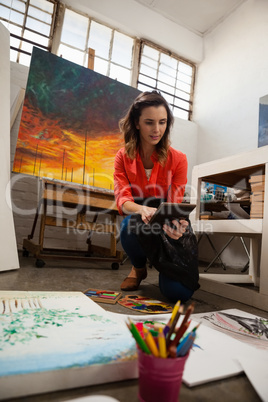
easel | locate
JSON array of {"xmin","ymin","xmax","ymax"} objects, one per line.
[
  {"xmin": 23, "ymin": 178, "xmax": 123, "ymax": 269},
  {"xmin": 22, "ymin": 49, "xmax": 124, "ymax": 269}
]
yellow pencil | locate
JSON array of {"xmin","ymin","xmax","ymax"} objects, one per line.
[
  {"xmin": 158, "ymin": 327, "xmax": 167, "ymax": 358},
  {"xmin": 143, "ymin": 327, "xmax": 159, "ymax": 357},
  {"xmin": 170, "ymin": 300, "xmax": 181, "ymax": 323}
]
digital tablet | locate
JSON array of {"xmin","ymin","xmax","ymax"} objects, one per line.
[{"xmin": 148, "ymin": 202, "xmax": 196, "ymax": 226}]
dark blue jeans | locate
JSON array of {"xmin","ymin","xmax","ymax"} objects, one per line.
[{"xmin": 120, "ymin": 215, "xmax": 194, "ymax": 303}]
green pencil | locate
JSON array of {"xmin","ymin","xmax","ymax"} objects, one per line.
[{"xmin": 127, "ymin": 318, "xmax": 151, "ymax": 354}]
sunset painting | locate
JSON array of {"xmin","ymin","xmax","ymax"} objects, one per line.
[{"xmin": 13, "ymin": 47, "xmax": 140, "ymax": 190}]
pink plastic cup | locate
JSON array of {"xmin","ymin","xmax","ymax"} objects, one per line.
[{"xmin": 137, "ymin": 348, "xmax": 189, "ymax": 402}]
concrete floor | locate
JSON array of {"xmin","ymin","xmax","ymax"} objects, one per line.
[{"xmin": 1, "ymin": 252, "xmax": 268, "ymax": 402}]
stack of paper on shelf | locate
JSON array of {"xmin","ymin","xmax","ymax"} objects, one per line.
[{"xmin": 249, "ymin": 174, "xmax": 265, "ymax": 218}]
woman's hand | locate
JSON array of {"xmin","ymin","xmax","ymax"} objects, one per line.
[
  {"xmin": 163, "ymin": 219, "xmax": 188, "ymax": 240},
  {"xmin": 140, "ymin": 205, "xmax": 157, "ymax": 224}
]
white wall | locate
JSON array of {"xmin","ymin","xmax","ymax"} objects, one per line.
[
  {"xmin": 194, "ymin": 0, "xmax": 268, "ymax": 164},
  {"xmin": 193, "ymin": 0, "xmax": 268, "ymax": 267}
]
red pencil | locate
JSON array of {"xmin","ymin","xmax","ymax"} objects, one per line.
[{"xmin": 168, "ymin": 320, "xmax": 191, "ymax": 350}]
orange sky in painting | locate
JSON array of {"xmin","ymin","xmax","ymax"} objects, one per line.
[{"xmin": 13, "ymin": 102, "xmax": 124, "ymax": 190}]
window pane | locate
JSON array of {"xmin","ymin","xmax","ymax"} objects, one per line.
[
  {"xmin": 140, "ymin": 54, "xmax": 158, "ymax": 69},
  {"xmin": 24, "ymin": 29, "xmax": 49, "ymax": 46},
  {"xmin": 10, "ymin": 48, "xmax": 18, "ymax": 62},
  {"xmin": 4, "ymin": 8, "xmax": 25, "ymax": 24},
  {"xmin": 159, "ymin": 61, "xmax": 176, "ymax": 77},
  {"xmin": 164, "ymin": 93, "xmax": 174, "ymax": 104},
  {"xmin": 138, "ymin": 82, "xmax": 154, "ymax": 92},
  {"xmin": 173, "ymin": 108, "xmax": 189, "ymax": 120},
  {"xmin": 110, "ymin": 63, "xmax": 131, "ymax": 85},
  {"xmin": 160, "ymin": 52, "xmax": 177, "ymax": 69},
  {"xmin": 88, "ymin": 21, "xmax": 111, "ymax": 59},
  {"xmin": 28, "ymin": 6, "xmax": 52, "ymax": 25},
  {"xmin": 6, "ymin": 22, "xmax": 22, "ymax": 36},
  {"xmin": 2, "ymin": 0, "xmax": 13, "ymax": 7},
  {"xmin": 19, "ymin": 51, "xmax": 31, "ymax": 66},
  {"xmin": 61, "ymin": 9, "xmax": 88, "ymax": 50},
  {"xmin": 157, "ymin": 81, "xmax": 175, "ymax": 96},
  {"xmin": 10, "ymin": 33, "xmax": 21, "ymax": 48},
  {"xmin": 26, "ymin": 17, "xmax": 50, "ymax": 36},
  {"xmin": 138, "ymin": 74, "xmax": 156, "ymax": 88},
  {"xmin": 158, "ymin": 71, "xmax": 176, "ymax": 87},
  {"xmin": 94, "ymin": 57, "xmax": 109, "ymax": 76},
  {"xmin": 58, "ymin": 44, "xmax": 84, "ymax": 65},
  {"xmin": 30, "ymin": 0, "xmax": 54, "ymax": 13},
  {"xmin": 142, "ymin": 44, "xmax": 159, "ymax": 61},
  {"xmin": 174, "ymin": 98, "xmax": 190, "ymax": 111},
  {"xmin": 179, "ymin": 62, "xmax": 193, "ymax": 76},
  {"xmin": 1, "ymin": 0, "xmax": 25, "ymax": 14},
  {"xmin": 175, "ymin": 89, "xmax": 190, "ymax": 101},
  {"xmin": 111, "ymin": 31, "xmax": 133, "ymax": 68},
  {"xmin": 177, "ymin": 71, "xmax": 192, "ymax": 85},
  {"xmin": 20, "ymin": 40, "xmax": 34, "ymax": 54},
  {"xmin": 140, "ymin": 63, "xmax": 157, "ymax": 79},
  {"xmin": 176, "ymin": 80, "xmax": 191, "ymax": 93}
]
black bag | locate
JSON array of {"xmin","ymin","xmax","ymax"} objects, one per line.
[{"xmin": 130, "ymin": 215, "xmax": 200, "ymax": 291}]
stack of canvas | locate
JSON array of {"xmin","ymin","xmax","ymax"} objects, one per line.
[{"xmin": 249, "ymin": 174, "xmax": 265, "ymax": 218}]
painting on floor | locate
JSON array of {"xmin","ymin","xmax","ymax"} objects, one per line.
[
  {"xmin": 12, "ymin": 47, "xmax": 140, "ymax": 190},
  {"xmin": 258, "ymin": 94, "xmax": 268, "ymax": 148},
  {"xmin": 0, "ymin": 291, "xmax": 137, "ymax": 400}
]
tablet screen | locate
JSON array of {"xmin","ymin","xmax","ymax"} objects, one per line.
[{"xmin": 148, "ymin": 202, "xmax": 196, "ymax": 226}]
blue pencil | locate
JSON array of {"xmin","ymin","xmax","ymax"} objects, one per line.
[{"xmin": 177, "ymin": 333, "xmax": 196, "ymax": 357}]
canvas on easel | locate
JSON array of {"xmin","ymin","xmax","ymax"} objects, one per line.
[{"xmin": 12, "ymin": 47, "xmax": 140, "ymax": 190}]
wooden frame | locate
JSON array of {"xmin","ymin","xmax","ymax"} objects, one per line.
[{"xmin": 23, "ymin": 178, "xmax": 123, "ymax": 269}]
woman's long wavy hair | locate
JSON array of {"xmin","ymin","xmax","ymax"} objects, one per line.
[{"xmin": 119, "ymin": 90, "xmax": 174, "ymax": 165}]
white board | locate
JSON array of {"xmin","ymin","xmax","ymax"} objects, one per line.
[{"xmin": 0, "ymin": 22, "xmax": 20, "ymax": 272}]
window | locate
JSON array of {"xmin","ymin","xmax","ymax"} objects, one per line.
[
  {"xmin": 1, "ymin": 1, "xmax": 196, "ymax": 120},
  {"xmin": 58, "ymin": 8, "xmax": 135, "ymax": 86},
  {"xmin": 137, "ymin": 42, "xmax": 195, "ymax": 120},
  {"xmin": 0, "ymin": 0, "xmax": 57, "ymax": 66}
]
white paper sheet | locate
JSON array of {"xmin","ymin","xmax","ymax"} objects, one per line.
[{"xmin": 238, "ymin": 351, "xmax": 268, "ymax": 402}]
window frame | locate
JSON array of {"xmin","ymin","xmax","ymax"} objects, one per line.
[
  {"xmin": 136, "ymin": 40, "xmax": 195, "ymax": 121},
  {"xmin": 1, "ymin": 1, "xmax": 196, "ymax": 121},
  {"xmin": 0, "ymin": 0, "xmax": 58, "ymax": 63}
]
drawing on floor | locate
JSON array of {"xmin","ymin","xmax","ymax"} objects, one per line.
[
  {"xmin": 12, "ymin": 47, "xmax": 140, "ymax": 190},
  {"xmin": 118, "ymin": 295, "xmax": 173, "ymax": 313},
  {"xmin": 0, "ymin": 291, "xmax": 137, "ymax": 400},
  {"xmin": 195, "ymin": 310, "xmax": 268, "ymax": 343},
  {"xmin": 258, "ymin": 94, "xmax": 268, "ymax": 147}
]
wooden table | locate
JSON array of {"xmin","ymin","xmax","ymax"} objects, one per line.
[{"xmin": 23, "ymin": 178, "xmax": 123, "ymax": 269}]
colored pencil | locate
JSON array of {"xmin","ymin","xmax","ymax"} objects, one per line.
[
  {"xmin": 158, "ymin": 327, "xmax": 167, "ymax": 358},
  {"xmin": 177, "ymin": 333, "xmax": 196, "ymax": 357},
  {"xmin": 127, "ymin": 318, "xmax": 151, "ymax": 354},
  {"xmin": 173, "ymin": 303, "xmax": 195, "ymax": 345},
  {"xmin": 169, "ymin": 320, "xmax": 191, "ymax": 351},
  {"xmin": 166, "ymin": 306, "xmax": 184, "ymax": 347},
  {"xmin": 143, "ymin": 327, "xmax": 159, "ymax": 357},
  {"xmin": 170, "ymin": 300, "xmax": 181, "ymax": 323}
]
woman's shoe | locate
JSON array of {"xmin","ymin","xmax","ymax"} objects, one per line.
[{"xmin": 120, "ymin": 267, "xmax": 147, "ymax": 291}]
